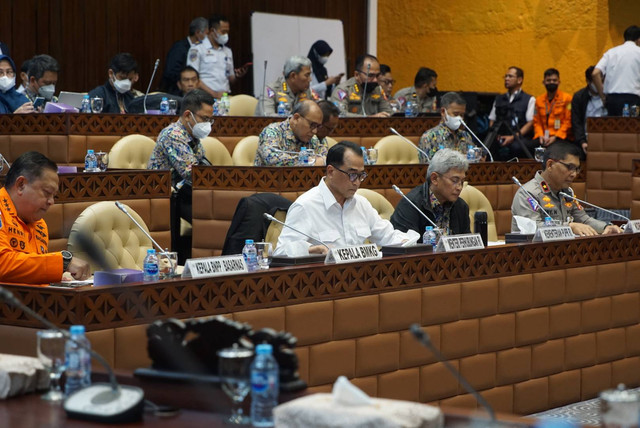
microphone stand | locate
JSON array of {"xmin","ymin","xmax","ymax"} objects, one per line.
[
  {"xmin": 260, "ymin": 60, "xmax": 268, "ymax": 116},
  {"xmin": 360, "ymin": 63, "xmax": 370, "ymax": 116},
  {"xmin": 511, "ymin": 176, "xmax": 553, "ymax": 220},
  {"xmin": 115, "ymin": 201, "xmax": 169, "ymax": 256},
  {"xmin": 389, "ymin": 127, "xmax": 431, "ymax": 163},
  {"xmin": 143, "ymin": 59, "xmax": 160, "ymax": 114},
  {"xmin": 558, "ymin": 191, "xmax": 631, "ymax": 222},
  {"xmin": 263, "ymin": 213, "xmax": 330, "ymax": 252},
  {"xmin": 391, "ymin": 185, "xmax": 439, "ymax": 230},
  {"xmin": 460, "ymin": 119, "xmax": 494, "ymax": 162}
]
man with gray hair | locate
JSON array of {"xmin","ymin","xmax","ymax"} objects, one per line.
[
  {"xmin": 391, "ymin": 148, "xmax": 471, "ymax": 240},
  {"xmin": 255, "ymin": 55, "xmax": 318, "ymax": 116},
  {"xmin": 418, "ymin": 92, "xmax": 473, "ymax": 163},
  {"xmin": 24, "ymin": 54, "xmax": 60, "ymax": 106},
  {"xmin": 161, "ymin": 17, "xmax": 209, "ymax": 95}
]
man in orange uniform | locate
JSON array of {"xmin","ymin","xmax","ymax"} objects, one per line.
[
  {"xmin": 533, "ymin": 68, "xmax": 573, "ymax": 147},
  {"xmin": 0, "ymin": 151, "xmax": 90, "ymax": 284}
]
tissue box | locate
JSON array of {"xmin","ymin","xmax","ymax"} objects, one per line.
[
  {"xmin": 274, "ymin": 393, "xmax": 444, "ymax": 428},
  {"xmin": 0, "ymin": 354, "xmax": 49, "ymax": 399},
  {"xmin": 94, "ymin": 269, "xmax": 144, "ymax": 286}
]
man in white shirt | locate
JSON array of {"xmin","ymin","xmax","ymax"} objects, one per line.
[
  {"xmin": 274, "ymin": 141, "xmax": 418, "ymax": 256},
  {"xmin": 592, "ymin": 25, "xmax": 640, "ymax": 116}
]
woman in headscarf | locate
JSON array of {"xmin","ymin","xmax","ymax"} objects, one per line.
[
  {"xmin": 0, "ymin": 55, "xmax": 33, "ymax": 114},
  {"xmin": 307, "ymin": 40, "xmax": 344, "ymax": 99}
]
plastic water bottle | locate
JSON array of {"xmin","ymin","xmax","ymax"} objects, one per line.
[
  {"xmin": 65, "ymin": 325, "xmax": 92, "ymax": 396},
  {"xmin": 160, "ymin": 97, "xmax": 170, "ymax": 115},
  {"xmin": 298, "ymin": 147, "xmax": 309, "ymax": 166},
  {"xmin": 221, "ymin": 92, "xmax": 230, "ymax": 116},
  {"xmin": 405, "ymin": 101, "xmax": 415, "ymax": 118},
  {"xmin": 544, "ymin": 216, "xmax": 555, "ymax": 227},
  {"xmin": 423, "ymin": 226, "xmax": 437, "ymax": 249},
  {"xmin": 361, "ymin": 146, "xmax": 369, "ymax": 165},
  {"xmin": 622, "ymin": 104, "xmax": 630, "ymax": 117},
  {"xmin": 80, "ymin": 95, "xmax": 91, "ymax": 113},
  {"xmin": 143, "ymin": 248, "xmax": 159, "ymax": 281},
  {"xmin": 213, "ymin": 99, "xmax": 220, "ymax": 116},
  {"xmin": 242, "ymin": 239, "xmax": 259, "ymax": 272},
  {"xmin": 84, "ymin": 149, "xmax": 98, "ymax": 172},
  {"xmin": 250, "ymin": 344, "xmax": 279, "ymax": 427},
  {"xmin": 277, "ymin": 101, "xmax": 286, "ymax": 117}
]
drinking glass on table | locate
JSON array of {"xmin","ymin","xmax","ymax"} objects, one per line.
[
  {"xmin": 255, "ymin": 242, "xmax": 273, "ymax": 270},
  {"xmin": 96, "ymin": 151, "xmax": 108, "ymax": 171},
  {"xmin": 168, "ymin": 99, "xmax": 178, "ymax": 115},
  {"xmin": 534, "ymin": 146, "xmax": 545, "ymax": 163},
  {"xmin": 91, "ymin": 97, "xmax": 103, "ymax": 114},
  {"xmin": 218, "ymin": 346, "xmax": 254, "ymax": 425},
  {"xmin": 37, "ymin": 330, "xmax": 66, "ymax": 402},
  {"xmin": 366, "ymin": 148, "xmax": 378, "ymax": 165}
]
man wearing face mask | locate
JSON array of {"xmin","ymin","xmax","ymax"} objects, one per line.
[
  {"xmin": 394, "ymin": 67, "xmax": 439, "ymax": 114},
  {"xmin": 330, "ymin": 54, "xmax": 392, "ymax": 118},
  {"xmin": 0, "ymin": 55, "xmax": 33, "ymax": 114},
  {"xmin": 24, "ymin": 54, "xmax": 60, "ymax": 109},
  {"xmin": 148, "ymin": 89, "xmax": 214, "ymax": 224},
  {"xmin": 187, "ymin": 14, "xmax": 248, "ymax": 99},
  {"xmin": 418, "ymin": 92, "xmax": 473, "ymax": 163},
  {"xmin": 88, "ymin": 53, "xmax": 140, "ymax": 114},
  {"xmin": 533, "ymin": 68, "xmax": 573, "ymax": 147},
  {"xmin": 571, "ymin": 66, "xmax": 607, "ymax": 157}
]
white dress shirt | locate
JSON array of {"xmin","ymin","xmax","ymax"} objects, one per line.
[
  {"xmin": 274, "ymin": 178, "xmax": 416, "ymax": 256},
  {"xmin": 187, "ymin": 38, "xmax": 234, "ymax": 93},
  {"xmin": 595, "ymin": 41, "xmax": 640, "ymax": 96}
]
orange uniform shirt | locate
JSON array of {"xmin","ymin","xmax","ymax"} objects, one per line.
[
  {"xmin": 533, "ymin": 90, "xmax": 573, "ymax": 140},
  {"xmin": 0, "ymin": 187, "xmax": 62, "ymax": 285}
]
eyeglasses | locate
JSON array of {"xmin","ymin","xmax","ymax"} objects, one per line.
[
  {"xmin": 193, "ymin": 112, "xmax": 215, "ymax": 124},
  {"xmin": 356, "ymin": 70, "xmax": 380, "ymax": 79},
  {"xmin": 332, "ymin": 165, "xmax": 368, "ymax": 183},
  {"xmin": 504, "ymin": 74, "xmax": 517, "ymax": 79},
  {"xmin": 318, "ymin": 123, "xmax": 338, "ymax": 133},
  {"xmin": 438, "ymin": 174, "xmax": 465, "ymax": 188},
  {"xmin": 378, "ymin": 79, "xmax": 395, "ymax": 86},
  {"xmin": 554, "ymin": 160, "xmax": 581, "ymax": 174},
  {"xmin": 0, "ymin": 69, "xmax": 15, "ymax": 78},
  {"xmin": 300, "ymin": 115, "xmax": 321, "ymax": 131}
]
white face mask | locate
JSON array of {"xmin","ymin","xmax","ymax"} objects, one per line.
[
  {"xmin": 444, "ymin": 110, "xmax": 462, "ymax": 131},
  {"xmin": 112, "ymin": 77, "xmax": 132, "ymax": 94},
  {"xmin": 318, "ymin": 56, "xmax": 329, "ymax": 65},
  {"xmin": 0, "ymin": 75, "xmax": 15, "ymax": 92},
  {"xmin": 38, "ymin": 84, "xmax": 56, "ymax": 100},
  {"xmin": 214, "ymin": 31, "xmax": 229, "ymax": 45},
  {"xmin": 189, "ymin": 112, "xmax": 212, "ymax": 139}
]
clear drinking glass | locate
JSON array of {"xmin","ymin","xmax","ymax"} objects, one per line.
[
  {"xmin": 367, "ymin": 148, "xmax": 378, "ymax": 165},
  {"xmin": 218, "ymin": 346, "xmax": 254, "ymax": 425},
  {"xmin": 159, "ymin": 251, "xmax": 178, "ymax": 278},
  {"xmin": 534, "ymin": 146, "xmax": 545, "ymax": 163},
  {"xmin": 95, "ymin": 152, "xmax": 108, "ymax": 171},
  {"xmin": 91, "ymin": 97, "xmax": 103, "ymax": 114},
  {"xmin": 255, "ymin": 242, "xmax": 273, "ymax": 270},
  {"xmin": 37, "ymin": 330, "xmax": 66, "ymax": 402},
  {"xmin": 168, "ymin": 99, "xmax": 178, "ymax": 115}
]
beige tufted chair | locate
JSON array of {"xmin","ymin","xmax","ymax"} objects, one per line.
[
  {"xmin": 325, "ymin": 136, "xmax": 339, "ymax": 148},
  {"xmin": 108, "ymin": 134, "xmax": 157, "ymax": 169},
  {"xmin": 459, "ymin": 182, "xmax": 498, "ymax": 241},
  {"xmin": 231, "ymin": 136, "xmax": 259, "ymax": 166},
  {"xmin": 200, "ymin": 137, "xmax": 233, "ymax": 165},
  {"xmin": 356, "ymin": 189, "xmax": 395, "ymax": 220},
  {"xmin": 67, "ymin": 202, "xmax": 153, "ymax": 271},
  {"xmin": 229, "ymin": 94, "xmax": 259, "ymax": 116},
  {"xmin": 373, "ymin": 135, "xmax": 420, "ymax": 164}
]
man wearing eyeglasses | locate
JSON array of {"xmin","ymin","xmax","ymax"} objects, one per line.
[
  {"xmin": 391, "ymin": 149, "xmax": 471, "ymax": 240},
  {"xmin": 254, "ymin": 100, "xmax": 327, "ymax": 166},
  {"xmin": 274, "ymin": 141, "xmax": 418, "ymax": 256},
  {"xmin": 511, "ymin": 142, "xmax": 622, "ymax": 235},
  {"xmin": 329, "ymin": 54, "xmax": 392, "ymax": 117},
  {"xmin": 394, "ymin": 67, "xmax": 439, "ymax": 114}
]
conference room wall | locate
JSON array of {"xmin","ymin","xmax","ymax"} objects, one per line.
[
  {"xmin": 378, "ymin": 0, "xmax": 640, "ymax": 95},
  {"xmin": 1, "ymin": 0, "xmax": 367, "ymax": 96}
]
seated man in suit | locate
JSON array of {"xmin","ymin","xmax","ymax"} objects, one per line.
[
  {"xmin": 88, "ymin": 53, "xmax": 141, "ymax": 114},
  {"xmin": 391, "ymin": 149, "xmax": 471, "ymax": 241},
  {"xmin": 274, "ymin": 141, "xmax": 418, "ymax": 256},
  {"xmin": 0, "ymin": 151, "xmax": 90, "ymax": 284},
  {"xmin": 24, "ymin": 54, "xmax": 60, "ymax": 106},
  {"xmin": 511, "ymin": 142, "xmax": 622, "ymax": 235}
]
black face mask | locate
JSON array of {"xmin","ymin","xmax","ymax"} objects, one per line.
[
  {"xmin": 545, "ymin": 83, "xmax": 558, "ymax": 93},
  {"xmin": 362, "ymin": 81, "xmax": 378, "ymax": 93},
  {"xmin": 427, "ymin": 86, "xmax": 438, "ymax": 97}
]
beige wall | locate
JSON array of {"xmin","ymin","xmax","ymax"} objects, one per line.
[{"xmin": 378, "ymin": 0, "xmax": 640, "ymax": 96}]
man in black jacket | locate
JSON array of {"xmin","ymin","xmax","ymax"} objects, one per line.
[
  {"xmin": 391, "ymin": 148, "xmax": 471, "ymax": 241},
  {"xmin": 571, "ymin": 66, "xmax": 607, "ymax": 158},
  {"xmin": 88, "ymin": 53, "xmax": 140, "ymax": 114}
]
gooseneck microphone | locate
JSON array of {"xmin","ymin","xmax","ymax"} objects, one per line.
[
  {"xmin": 263, "ymin": 213, "xmax": 330, "ymax": 252},
  {"xmin": 0, "ymin": 286, "xmax": 144, "ymax": 423},
  {"xmin": 390, "ymin": 127, "xmax": 431, "ymax": 163},
  {"xmin": 260, "ymin": 59, "xmax": 268, "ymax": 116},
  {"xmin": 143, "ymin": 58, "xmax": 160, "ymax": 114},
  {"xmin": 115, "ymin": 201, "xmax": 169, "ymax": 256},
  {"xmin": 0, "ymin": 153, "xmax": 10, "ymax": 171},
  {"xmin": 361, "ymin": 63, "xmax": 370, "ymax": 116},
  {"xmin": 511, "ymin": 176, "xmax": 553, "ymax": 220},
  {"xmin": 392, "ymin": 185, "xmax": 438, "ymax": 229},
  {"xmin": 410, "ymin": 324, "xmax": 496, "ymax": 422},
  {"xmin": 460, "ymin": 118, "xmax": 494, "ymax": 162},
  {"xmin": 558, "ymin": 191, "xmax": 631, "ymax": 222}
]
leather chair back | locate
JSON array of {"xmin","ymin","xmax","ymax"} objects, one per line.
[
  {"xmin": 231, "ymin": 136, "xmax": 259, "ymax": 166},
  {"xmin": 201, "ymin": 137, "xmax": 233, "ymax": 166},
  {"xmin": 356, "ymin": 188, "xmax": 395, "ymax": 220},
  {"xmin": 229, "ymin": 95, "xmax": 259, "ymax": 116},
  {"xmin": 460, "ymin": 182, "xmax": 498, "ymax": 241},
  {"xmin": 108, "ymin": 134, "xmax": 156, "ymax": 169},
  {"xmin": 373, "ymin": 135, "xmax": 420, "ymax": 164}
]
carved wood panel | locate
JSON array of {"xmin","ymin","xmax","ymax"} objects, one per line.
[
  {"xmin": 587, "ymin": 117, "xmax": 640, "ymax": 133},
  {"xmin": 56, "ymin": 171, "xmax": 171, "ymax": 202}
]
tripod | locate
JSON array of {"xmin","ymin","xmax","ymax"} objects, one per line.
[{"xmin": 484, "ymin": 113, "xmax": 533, "ymax": 160}]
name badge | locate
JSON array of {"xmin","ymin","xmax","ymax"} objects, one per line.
[
  {"xmin": 325, "ymin": 243, "xmax": 381, "ymax": 264},
  {"xmin": 182, "ymin": 255, "xmax": 248, "ymax": 278},
  {"xmin": 435, "ymin": 233, "xmax": 484, "ymax": 252},
  {"xmin": 533, "ymin": 225, "xmax": 575, "ymax": 242},
  {"xmin": 554, "ymin": 119, "xmax": 561, "ymax": 129},
  {"xmin": 624, "ymin": 220, "xmax": 640, "ymax": 234}
]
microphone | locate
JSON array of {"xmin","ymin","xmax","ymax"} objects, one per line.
[
  {"xmin": 390, "ymin": 127, "xmax": 431, "ymax": 163},
  {"xmin": 263, "ymin": 213, "xmax": 330, "ymax": 252},
  {"xmin": 511, "ymin": 176, "xmax": 553, "ymax": 220},
  {"xmin": 0, "ymin": 286, "xmax": 144, "ymax": 422},
  {"xmin": 410, "ymin": 324, "xmax": 496, "ymax": 422},
  {"xmin": 460, "ymin": 118, "xmax": 494, "ymax": 162},
  {"xmin": 260, "ymin": 59, "xmax": 268, "ymax": 116},
  {"xmin": 143, "ymin": 58, "xmax": 160, "ymax": 114},
  {"xmin": 558, "ymin": 191, "xmax": 630, "ymax": 222},
  {"xmin": 392, "ymin": 185, "xmax": 438, "ymax": 229},
  {"xmin": 0, "ymin": 153, "xmax": 11, "ymax": 172},
  {"xmin": 361, "ymin": 63, "xmax": 370, "ymax": 116},
  {"xmin": 115, "ymin": 201, "xmax": 169, "ymax": 256}
]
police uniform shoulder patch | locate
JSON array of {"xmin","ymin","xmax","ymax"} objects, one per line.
[
  {"xmin": 540, "ymin": 181, "xmax": 550, "ymax": 193},
  {"xmin": 266, "ymin": 87, "xmax": 275, "ymax": 98},
  {"xmin": 527, "ymin": 197, "xmax": 539, "ymax": 211},
  {"xmin": 188, "ymin": 48, "xmax": 199, "ymax": 63},
  {"xmin": 398, "ymin": 96, "xmax": 406, "ymax": 105},
  {"xmin": 337, "ymin": 89, "xmax": 347, "ymax": 100},
  {"xmin": 371, "ymin": 93, "xmax": 381, "ymax": 100}
]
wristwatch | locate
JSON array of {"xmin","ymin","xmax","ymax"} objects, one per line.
[{"xmin": 61, "ymin": 250, "xmax": 73, "ymax": 271}]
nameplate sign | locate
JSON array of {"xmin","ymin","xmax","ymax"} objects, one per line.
[
  {"xmin": 533, "ymin": 226, "xmax": 575, "ymax": 242},
  {"xmin": 182, "ymin": 255, "xmax": 248, "ymax": 278},
  {"xmin": 624, "ymin": 220, "xmax": 640, "ymax": 234},
  {"xmin": 325, "ymin": 244, "xmax": 382, "ymax": 264},
  {"xmin": 435, "ymin": 233, "xmax": 484, "ymax": 252}
]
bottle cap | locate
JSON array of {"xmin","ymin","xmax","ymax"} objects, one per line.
[
  {"xmin": 425, "ymin": 226, "xmax": 433, "ymax": 231},
  {"xmin": 147, "ymin": 248, "xmax": 156, "ymax": 254},
  {"xmin": 256, "ymin": 343, "xmax": 273, "ymax": 355},
  {"xmin": 87, "ymin": 149, "xmax": 94, "ymax": 154},
  {"xmin": 162, "ymin": 97, "xmax": 167, "ymax": 101},
  {"xmin": 70, "ymin": 325, "xmax": 85, "ymax": 334},
  {"xmin": 245, "ymin": 239, "xmax": 254, "ymax": 244}
]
